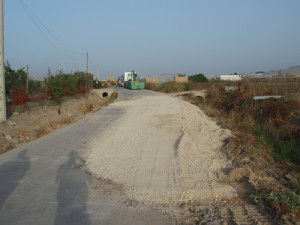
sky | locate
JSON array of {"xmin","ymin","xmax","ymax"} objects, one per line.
[{"xmin": 4, "ymin": 0, "xmax": 300, "ymax": 79}]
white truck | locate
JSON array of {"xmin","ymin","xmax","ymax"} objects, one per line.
[{"xmin": 118, "ymin": 71, "xmax": 137, "ymax": 88}]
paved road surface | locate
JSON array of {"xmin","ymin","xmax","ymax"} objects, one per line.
[{"xmin": 0, "ymin": 88, "xmax": 175, "ymax": 225}]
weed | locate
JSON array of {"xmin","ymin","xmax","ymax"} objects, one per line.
[
  {"xmin": 145, "ymin": 82, "xmax": 190, "ymax": 93},
  {"xmin": 251, "ymin": 190, "xmax": 300, "ymax": 213},
  {"xmin": 111, "ymin": 92, "xmax": 119, "ymax": 99},
  {"xmin": 84, "ymin": 102, "xmax": 93, "ymax": 114}
]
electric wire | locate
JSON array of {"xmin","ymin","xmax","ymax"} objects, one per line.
[
  {"xmin": 16, "ymin": 0, "xmax": 79, "ymax": 60},
  {"xmin": 18, "ymin": 0, "xmax": 82, "ymax": 56}
]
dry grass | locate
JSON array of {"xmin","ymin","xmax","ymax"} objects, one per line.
[
  {"xmin": 147, "ymin": 78, "xmax": 300, "ymax": 164},
  {"xmin": 84, "ymin": 102, "xmax": 93, "ymax": 114},
  {"xmin": 187, "ymin": 79, "xmax": 300, "ymax": 164},
  {"xmin": 145, "ymin": 82, "xmax": 190, "ymax": 93}
]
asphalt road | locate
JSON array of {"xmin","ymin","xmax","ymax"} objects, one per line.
[{"xmin": 0, "ymin": 88, "xmax": 175, "ymax": 225}]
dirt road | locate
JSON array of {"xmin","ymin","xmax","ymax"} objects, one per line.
[
  {"xmin": 0, "ymin": 89, "xmax": 175, "ymax": 225},
  {"xmin": 86, "ymin": 93, "xmax": 236, "ymax": 212},
  {"xmin": 0, "ymin": 88, "xmax": 276, "ymax": 224}
]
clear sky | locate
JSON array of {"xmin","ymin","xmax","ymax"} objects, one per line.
[{"xmin": 4, "ymin": 0, "xmax": 300, "ymax": 79}]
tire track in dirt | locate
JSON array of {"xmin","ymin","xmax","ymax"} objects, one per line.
[{"xmin": 181, "ymin": 202, "xmax": 275, "ymax": 224}]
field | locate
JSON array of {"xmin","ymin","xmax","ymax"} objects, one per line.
[{"xmin": 146, "ymin": 77, "xmax": 300, "ymax": 164}]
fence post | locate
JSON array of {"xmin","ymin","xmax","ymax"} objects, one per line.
[{"xmin": 45, "ymin": 79, "xmax": 47, "ymax": 103}]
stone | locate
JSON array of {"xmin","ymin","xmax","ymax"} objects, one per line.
[
  {"xmin": 241, "ymin": 157, "xmax": 251, "ymax": 164},
  {"xmin": 7, "ymin": 121, "xmax": 17, "ymax": 126},
  {"xmin": 5, "ymin": 134, "xmax": 13, "ymax": 141},
  {"xmin": 285, "ymin": 174, "xmax": 297, "ymax": 185}
]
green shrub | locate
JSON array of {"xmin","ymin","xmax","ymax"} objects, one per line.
[
  {"xmin": 93, "ymin": 79, "xmax": 103, "ymax": 89},
  {"xmin": 47, "ymin": 76, "xmax": 63, "ymax": 103},
  {"xmin": 46, "ymin": 72, "xmax": 93, "ymax": 103},
  {"xmin": 5, "ymin": 62, "xmax": 27, "ymax": 96},
  {"xmin": 189, "ymin": 73, "xmax": 208, "ymax": 83}
]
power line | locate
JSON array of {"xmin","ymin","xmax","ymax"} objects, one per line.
[
  {"xmin": 18, "ymin": 0, "xmax": 82, "ymax": 56},
  {"xmin": 16, "ymin": 0, "xmax": 79, "ymax": 60}
]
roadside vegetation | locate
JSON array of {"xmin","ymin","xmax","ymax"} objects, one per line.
[
  {"xmin": 145, "ymin": 74, "xmax": 300, "ymax": 217},
  {"xmin": 2, "ymin": 62, "xmax": 118, "ymax": 153},
  {"xmin": 5, "ymin": 62, "xmax": 94, "ymax": 107}
]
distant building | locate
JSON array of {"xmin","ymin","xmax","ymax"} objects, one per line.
[
  {"xmin": 145, "ymin": 74, "xmax": 188, "ymax": 84},
  {"xmin": 255, "ymin": 71, "xmax": 265, "ymax": 77},
  {"xmin": 220, "ymin": 75, "xmax": 242, "ymax": 81}
]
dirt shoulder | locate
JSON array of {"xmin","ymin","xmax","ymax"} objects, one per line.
[
  {"xmin": 176, "ymin": 91, "xmax": 300, "ymax": 224},
  {"xmin": 0, "ymin": 89, "xmax": 116, "ymax": 154}
]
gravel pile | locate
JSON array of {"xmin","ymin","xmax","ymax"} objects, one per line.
[{"xmin": 85, "ymin": 95, "xmax": 237, "ymax": 207}]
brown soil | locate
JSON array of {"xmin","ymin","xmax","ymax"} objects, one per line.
[{"xmin": 0, "ymin": 89, "xmax": 115, "ymax": 154}]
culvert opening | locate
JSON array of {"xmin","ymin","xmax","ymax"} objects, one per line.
[{"xmin": 102, "ymin": 92, "xmax": 108, "ymax": 97}]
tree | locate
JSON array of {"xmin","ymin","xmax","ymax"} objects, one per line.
[{"xmin": 188, "ymin": 73, "xmax": 208, "ymax": 83}]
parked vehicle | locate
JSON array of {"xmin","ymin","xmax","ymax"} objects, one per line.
[
  {"xmin": 118, "ymin": 71, "xmax": 145, "ymax": 89},
  {"xmin": 105, "ymin": 78, "xmax": 118, "ymax": 86}
]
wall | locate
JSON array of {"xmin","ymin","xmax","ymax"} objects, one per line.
[
  {"xmin": 220, "ymin": 75, "xmax": 242, "ymax": 81},
  {"xmin": 145, "ymin": 75, "xmax": 159, "ymax": 84},
  {"xmin": 158, "ymin": 74, "xmax": 174, "ymax": 83},
  {"xmin": 175, "ymin": 75, "xmax": 188, "ymax": 83}
]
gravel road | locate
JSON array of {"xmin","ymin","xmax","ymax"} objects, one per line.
[
  {"xmin": 86, "ymin": 93, "xmax": 237, "ymax": 209},
  {"xmin": 0, "ymin": 88, "xmax": 277, "ymax": 224}
]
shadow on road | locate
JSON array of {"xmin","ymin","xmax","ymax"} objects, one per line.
[
  {"xmin": 0, "ymin": 149, "xmax": 30, "ymax": 209},
  {"xmin": 55, "ymin": 151, "xmax": 91, "ymax": 225}
]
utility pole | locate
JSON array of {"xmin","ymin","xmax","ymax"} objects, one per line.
[
  {"xmin": 86, "ymin": 52, "xmax": 88, "ymax": 75},
  {"xmin": 26, "ymin": 65, "xmax": 29, "ymax": 95},
  {"xmin": 97, "ymin": 64, "xmax": 99, "ymax": 81},
  {"xmin": 86, "ymin": 52, "xmax": 88, "ymax": 91},
  {"xmin": 0, "ymin": 0, "xmax": 6, "ymax": 122}
]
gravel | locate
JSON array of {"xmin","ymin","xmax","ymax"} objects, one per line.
[{"xmin": 85, "ymin": 94, "xmax": 237, "ymax": 207}]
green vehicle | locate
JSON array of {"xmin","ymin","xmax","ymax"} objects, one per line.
[{"xmin": 128, "ymin": 80, "xmax": 145, "ymax": 89}]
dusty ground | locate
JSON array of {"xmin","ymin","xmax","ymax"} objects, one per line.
[{"xmin": 0, "ymin": 89, "xmax": 115, "ymax": 154}]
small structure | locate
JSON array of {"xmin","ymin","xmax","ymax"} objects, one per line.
[
  {"xmin": 220, "ymin": 75, "xmax": 242, "ymax": 81},
  {"xmin": 175, "ymin": 75, "xmax": 188, "ymax": 83},
  {"xmin": 145, "ymin": 75, "xmax": 159, "ymax": 84}
]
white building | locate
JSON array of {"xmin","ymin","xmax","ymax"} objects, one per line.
[{"xmin": 220, "ymin": 75, "xmax": 242, "ymax": 81}]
